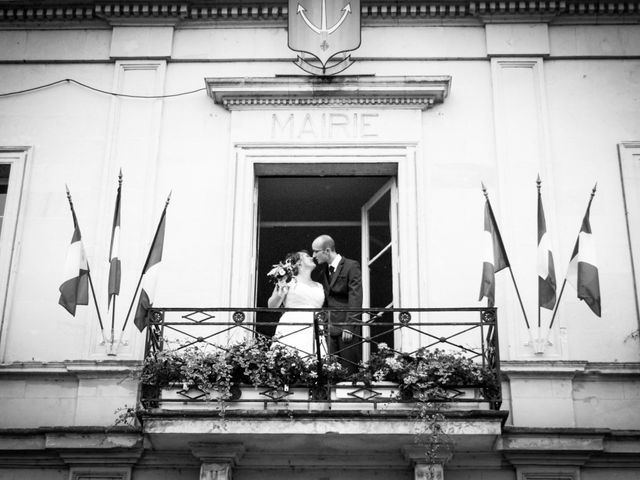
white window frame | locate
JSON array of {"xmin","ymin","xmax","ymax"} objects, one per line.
[
  {"xmin": 223, "ymin": 144, "xmax": 424, "ymax": 350},
  {"xmin": 0, "ymin": 147, "xmax": 30, "ymax": 359},
  {"xmin": 618, "ymin": 141, "xmax": 640, "ymax": 331}
]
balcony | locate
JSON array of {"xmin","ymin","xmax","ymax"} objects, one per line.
[
  {"xmin": 139, "ymin": 306, "xmax": 502, "ymax": 411},
  {"xmin": 138, "ymin": 307, "xmax": 507, "ymax": 474}
]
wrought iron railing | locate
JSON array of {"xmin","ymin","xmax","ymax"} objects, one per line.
[{"xmin": 141, "ymin": 306, "xmax": 501, "ymax": 410}]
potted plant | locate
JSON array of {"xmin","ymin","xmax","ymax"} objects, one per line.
[
  {"xmin": 398, "ymin": 348, "xmax": 498, "ymax": 403},
  {"xmin": 240, "ymin": 342, "xmax": 317, "ymax": 403}
]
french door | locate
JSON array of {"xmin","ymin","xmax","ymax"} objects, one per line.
[{"xmin": 361, "ymin": 177, "xmax": 399, "ymax": 359}]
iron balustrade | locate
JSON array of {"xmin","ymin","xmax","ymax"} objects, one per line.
[{"xmin": 141, "ymin": 306, "xmax": 501, "ymax": 410}]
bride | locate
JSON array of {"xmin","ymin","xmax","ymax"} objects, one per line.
[{"xmin": 267, "ymin": 251, "xmax": 325, "ymax": 355}]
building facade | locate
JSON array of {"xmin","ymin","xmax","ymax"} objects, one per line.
[{"xmin": 1, "ymin": 0, "xmax": 639, "ymax": 478}]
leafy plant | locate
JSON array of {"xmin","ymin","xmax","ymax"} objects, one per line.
[
  {"xmin": 351, "ymin": 343, "xmax": 498, "ymax": 402},
  {"xmin": 140, "ymin": 341, "xmax": 499, "ymax": 403}
]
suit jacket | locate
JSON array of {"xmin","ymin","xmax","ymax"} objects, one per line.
[{"xmin": 316, "ymin": 256, "xmax": 363, "ymax": 336}]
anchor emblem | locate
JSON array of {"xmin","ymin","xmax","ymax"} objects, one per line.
[
  {"xmin": 288, "ymin": 0, "xmax": 361, "ymax": 75},
  {"xmin": 297, "ymin": 0, "xmax": 352, "ymax": 35}
]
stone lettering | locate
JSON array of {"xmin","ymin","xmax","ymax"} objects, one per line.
[
  {"xmin": 271, "ymin": 112, "xmax": 380, "ymax": 140},
  {"xmin": 271, "ymin": 113, "xmax": 294, "ymax": 138}
]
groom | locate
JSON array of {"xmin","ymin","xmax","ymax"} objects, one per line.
[{"xmin": 312, "ymin": 234, "xmax": 363, "ymax": 373}]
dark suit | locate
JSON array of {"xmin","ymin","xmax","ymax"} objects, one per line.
[{"xmin": 316, "ymin": 256, "xmax": 363, "ymax": 372}]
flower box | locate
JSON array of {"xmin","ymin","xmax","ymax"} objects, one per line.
[
  {"xmin": 240, "ymin": 385, "xmax": 312, "ymax": 411},
  {"xmin": 328, "ymin": 381, "xmax": 403, "ymax": 410},
  {"xmin": 159, "ymin": 384, "xmax": 230, "ymax": 411},
  {"xmin": 331, "ymin": 381, "xmax": 399, "ymax": 401},
  {"xmin": 411, "ymin": 386, "xmax": 488, "ymax": 410},
  {"xmin": 159, "ymin": 385, "xmax": 326, "ymax": 411}
]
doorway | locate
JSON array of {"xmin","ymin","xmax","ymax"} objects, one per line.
[{"xmin": 255, "ymin": 174, "xmax": 398, "ymax": 351}]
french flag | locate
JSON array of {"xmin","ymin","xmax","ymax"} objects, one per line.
[
  {"xmin": 478, "ymin": 198, "xmax": 510, "ymax": 307},
  {"xmin": 134, "ymin": 199, "xmax": 168, "ymax": 331},
  {"xmin": 567, "ymin": 189, "xmax": 601, "ymax": 317},
  {"xmin": 59, "ymin": 224, "xmax": 89, "ymax": 316},
  {"xmin": 537, "ymin": 185, "xmax": 556, "ymax": 310}
]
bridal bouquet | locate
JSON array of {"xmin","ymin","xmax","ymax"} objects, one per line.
[{"xmin": 267, "ymin": 258, "xmax": 295, "ymax": 284}]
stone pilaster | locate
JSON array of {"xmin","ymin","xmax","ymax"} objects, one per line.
[
  {"xmin": 403, "ymin": 445, "xmax": 451, "ymax": 480},
  {"xmin": 190, "ymin": 442, "xmax": 245, "ymax": 480}
]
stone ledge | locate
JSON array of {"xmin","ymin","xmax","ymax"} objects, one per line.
[
  {"xmin": 0, "ymin": 360, "xmax": 140, "ymax": 377},
  {"xmin": 501, "ymin": 361, "xmax": 640, "ymax": 376},
  {"xmin": 205, "ymin": 75, "xmax": 451, "ymax": 111},
  {"xmin": 0, "ymin": 1, "xmax": 639, "ymax": 24}
]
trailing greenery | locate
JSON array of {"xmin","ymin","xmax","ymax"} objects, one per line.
[
  {"xmin": 140, "ymin": 339, "xmax": 498, "ymax": 403},
  {"xmin": 136, "ymin": 340, "xmax": 499, "ymax": 466},
  {"xmin": 352, "ymin": 343, "xmax": 500, "ymax": 401}
]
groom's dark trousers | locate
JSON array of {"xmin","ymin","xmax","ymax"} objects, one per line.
[{"xmin": 315, "ymin": 257, "xmax": 363, "ymax": 374}]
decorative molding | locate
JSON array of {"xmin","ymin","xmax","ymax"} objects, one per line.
[
  {"xmin": 403, "ymin": 445, "xmax": 453, "ymax": 466},
  {"xmin": 205, "ymin": 76, "xmax": 451, "ymax": 111},
  {"xmin": 515, "ymin": 465, "xmax": 581, "ymax": 480},
  {"xmin": 497, "ymin": 434, "xmax": 604, "ymax": 456},
  {"xmin": 501, "ymin": 360, "xmax": 640, "ymax": 376},
  {"xmin": 0, "ymin": 360, "xmax": 140, "ymax": 376},
  {"xmin": 0, "ymin": 0, "xmax": 639, "ymax": 24},
  {"xmin": 199, "ymin": 464, "xmax": 232, "ymax": 480},
  {"xmin": 415, "ymin": 464, "xmax": 444, "ymax": 480},
  {"xmin": 69, "ymin": 467, "xmax": 132, "ymax": 480},
  {"xmin": 189, "ymin": 442, "xmax": 245, "ymax": 465},
  {"xmin": 190, "ymin": 443, "xmax": 245, "ymax": 480}
]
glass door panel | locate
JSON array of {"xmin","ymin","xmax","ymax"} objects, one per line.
[{"xmin": 361, "ymin": 178, "xmax": 398, "ymax": 360}]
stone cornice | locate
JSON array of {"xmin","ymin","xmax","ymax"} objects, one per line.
[
  {"xmin": 0, "ymin": 1, "xmax": 639, "ymax": 24},
  {"xmin": 0, "ymin": 360, "xmax": 141, "ymax": 377},
  {"xmin": 205, "ymin": 75, "xmax": 451, "ymax": 111},
  {"xmin": 500, "ymin": 360, "xmax": 640, "ymax": 376}
]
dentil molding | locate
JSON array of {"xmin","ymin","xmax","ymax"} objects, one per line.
[
  {"xmin": 0, "ymin": 1, "xmax": 639, "ymax": 23},
  {"xmin": 205, "ymin": 76, "xmax": 451, "ymax": 111}
]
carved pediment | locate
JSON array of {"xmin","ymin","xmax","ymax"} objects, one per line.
[{"xmin": 205, "ymin": 76, "xmax": 451, "ymax": 111}]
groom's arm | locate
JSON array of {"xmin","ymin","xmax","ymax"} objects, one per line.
[
  {"xmin": 342, "ymin": 261, "xmax": 363, "ymax": 342},
  {"xmin": 347, "ymin": 261, "xmax": 363, "ymax": 312}
]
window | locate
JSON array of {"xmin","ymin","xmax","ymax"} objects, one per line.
[
  {"xmin": 618, "ymin": 142, "xmax": 640, "ymax": 327},
  {"xmin": 255, "ymin": 174, "xmax": 398, "ymax": 353},
  {"xmin": 0, "ymin": 147, "xmax": 29, "ymax": 354}
]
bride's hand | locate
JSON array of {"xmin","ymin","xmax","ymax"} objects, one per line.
[{"xmin": 276, "ymin": 280, "xmax": 289, "ymax": 295}]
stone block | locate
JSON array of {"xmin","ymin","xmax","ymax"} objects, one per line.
[
  {"xmin": 110, "ymin": 26, "xmax": 173, "ymax": 58},
  {"xmin": 509, "ymin": 376, "xmax": 575, "ymax": 428},
  {"xmin": 0, "ymin": 379, "xmax": 26, "ymax": 398},
  {"xmin": 486, "ymin": 24, "xmax": 549, "ymax": 56}
]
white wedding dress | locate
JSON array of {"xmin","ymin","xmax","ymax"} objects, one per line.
[{"xmin": 273, "ymin": 279, "xmax": 325, "ymax": 355}]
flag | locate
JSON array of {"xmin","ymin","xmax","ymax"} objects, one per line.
[
  {"xmin": 537, "ymin": 186, "xmax": 556, "ymax": 310},
  {"xmin": 478, "ymin": 198, "xmax": 510, "ymax": 307},
  {"xmin": 133, "ymin": 202, "xmax": 167, "ymax": 331},
  {"xmin": 107, "ymin": 174, "xmax": 122, "ymax": 307},
  {"xmin": 566, "ymin": 191, "xmax": 601, "ymax": 317},
  {"xmin": 59, "ymin": 223, "xmax": 89, "ymax": 316}
]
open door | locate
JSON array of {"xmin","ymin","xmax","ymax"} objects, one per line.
[
  {"xmin": 361, "ymin": 177, "xmax": 399, "ymax": 360},
  {"xmin": 255, "ymin": 175, "xmax": 393, "ymax": 342}
]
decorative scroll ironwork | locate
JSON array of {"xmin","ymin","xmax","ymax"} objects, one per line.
[{"xmin": 141, "ymin": 306, "xmax": 502, "ymax": 410}]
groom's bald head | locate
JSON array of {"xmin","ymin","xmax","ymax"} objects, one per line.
[
  {"xmin": 313, "ymin": 235, "xmax": 335, "ymax": 251},
  {"xmin": 312, "ymin": 235, "xmax": 337, "ymax": 264}
]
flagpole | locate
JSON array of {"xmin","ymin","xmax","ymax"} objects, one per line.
[
  {"xmin": 65, "ymin": 185, "xmax": 107, "ymax": 345},
  {"xmin": 119, "ymin": 192, "xmax": 171, "ymax": 337},
  {"xmin": 537, "ymin": 176, "xmax": 542, "ymax": 334},
  {"xmin": 109, "ymin": 171, "xmax": 122, "ymax": 350},
  {"xmin": 507, "ymin": 266, "xmax": 531, "ymax": 329},
  {"xmin": 545, "ymin": 183, "xmax": 597, "ymax": 338},
  {"xmin": 482, "ymin": 184, "xmax": 531, "ymax": 330},
  {"xmin": 548, "ymin": 278, "xmax": 567, "ymax": 331}
]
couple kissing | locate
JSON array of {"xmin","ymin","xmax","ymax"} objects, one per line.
[{"xmin": 267, "ymin": 234, "xmax": 363, "ymax": 373}]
